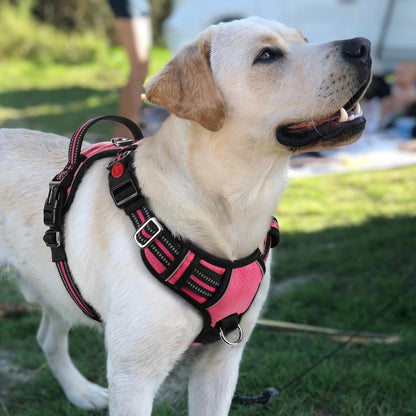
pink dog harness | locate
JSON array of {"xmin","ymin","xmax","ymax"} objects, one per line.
[{"xmin": 43, "ymin": 116, "xmax": 280, "ymax": 344}]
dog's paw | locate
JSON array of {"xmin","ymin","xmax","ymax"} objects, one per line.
[{"xmin": 66, "ymin": 381, "xmax": 108, "ymax": 410}]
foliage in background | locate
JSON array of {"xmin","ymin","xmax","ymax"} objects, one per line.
[
  {"xmin": 4, "ymin": 0, "xmax": 172, "ymax": 46},
  {"xmin": 0, "ymin": 0, "xmax": 109, "ymax": 64},
  {"xmin": 31, "ymin": 0, "xmax": 115, "ymax": 38},
  {"xmin": 150, "ymin": 0, "xmax": 172, "ymax": 44}
]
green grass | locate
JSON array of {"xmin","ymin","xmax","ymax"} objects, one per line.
[
  {"xmin": 0, "ymin": 1, "xmax": 109, "ymax": 65},
  {"xmin": 1, "ymin": 167, "xmax": 415, "ymax": 416},
  {"xmin": 0, "ymin": 45, "xmax": 170, "ymax": 138}
]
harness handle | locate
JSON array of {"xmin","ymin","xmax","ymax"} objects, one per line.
[
  {"xmin": 43, "ymin": 116, "xmax": 143, "ymax": 322},
  {"xmin": 59, "ymin": 115, "xmax": 143, "ymax": 180}
]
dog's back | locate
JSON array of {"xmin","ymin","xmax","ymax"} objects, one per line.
[{"xmin": 0, "ymin": 130, "xmax": 68, "ymax": 303}]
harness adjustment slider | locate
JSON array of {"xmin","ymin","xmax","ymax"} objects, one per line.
[{"xmin": 134, "ymin": 217, "xmax": 163, "ymax": 248}]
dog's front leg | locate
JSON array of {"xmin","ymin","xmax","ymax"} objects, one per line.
[
  {"xmin": 105, "ymin": 315, "xmax": 194, "ymax": 415},
  {"xmin": 107, "ymin": 371, "xmax": 156, "ymax": 416},
  {"xmin": 188, "ymin": 341, "xmax": 245, "ymax": 416},
  {"xmin": 106, "ymin": 344, "xmax": 183, "ymax": 415},
  {"xmin": 188, "ymin": 267, "xmax": 271, "ymax": 416}
]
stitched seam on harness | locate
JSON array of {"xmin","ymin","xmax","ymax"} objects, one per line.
[
  {"xmin": 194, "ymin": 268, "xmax": 220, "ymax": 287},
  {"xmin": 185, "ymin": 281, "xmax": 212, "ymax": 298},
  {"xmin": 149, "ymin": 244, "xmax": 170, "ymax": 267},
  {"xmin": 160, "ymin": 234, "xmax": 180, "ymax": 255},
  {"xmin": 142, "ymin": 205, "xmax": 151, "ymax": 218},
  {"xmin": 130, "ymin": 212, "xmax": 141, "ymax": 228}
]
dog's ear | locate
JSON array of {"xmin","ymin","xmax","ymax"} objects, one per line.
[{"xmin": 145, "ymin": 28, "xmax": 225, "ymax": 131}]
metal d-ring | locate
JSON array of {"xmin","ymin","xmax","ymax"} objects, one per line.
[{"xmin": 219, "ymin": 325, "xmax": 244, "ymax": 346}]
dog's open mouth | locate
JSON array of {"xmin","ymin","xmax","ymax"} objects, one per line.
[{"xmin": 276, "ymin": 81, "xmax": 370, "ymax": 149}]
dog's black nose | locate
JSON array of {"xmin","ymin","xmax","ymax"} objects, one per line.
[{"xmin": 342, "ymin": 37, "xmax": 371, "ymax": 62}]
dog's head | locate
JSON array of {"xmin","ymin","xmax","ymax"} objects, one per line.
[{"xmin": 145, "ymin": 17, "xmax": 372, "ymax": 153}]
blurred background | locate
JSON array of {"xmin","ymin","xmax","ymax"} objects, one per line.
[
  {"xmin": 1, "ymin": 0, "xmax": 416, "ymax": 165},
  {"xmin": 0, "ymin": 1, "xmax": 415, "ymax": 415},
  {"xmin": 165, "ymin": 0, "xmax": 416, "ymax": 69}
]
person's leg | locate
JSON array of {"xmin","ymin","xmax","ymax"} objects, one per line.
[{"xmin": 114, "ymin": 16, "xmax": 152, "ymax": 138}]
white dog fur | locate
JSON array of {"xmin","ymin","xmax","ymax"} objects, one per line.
[{"xmin": 0, "ymin": 18, "xmax": 370, "ymax": 415}]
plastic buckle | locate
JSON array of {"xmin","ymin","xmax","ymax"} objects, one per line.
[
  {"xmin": 111, "ymin": 137, "xmax": 134, "ymax": 147},
  {"xmin": 134, "ymin": 217, "xmax": 163, "ymax": 249},
  {"xmin": 110, "ymin": 179, "xmax": 139, "ymax": 207},
  {"xmin": 44, "ymin": 181, "xmax": 64, "ymax": 227},
  {"xmin": 107, "ymin": 150, "xmax": 131, "ymax": 170}
]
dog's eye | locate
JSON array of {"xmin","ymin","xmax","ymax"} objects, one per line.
[{"xmin": 254, "ymin": 48, "xmax": 284, "ymax": 64}]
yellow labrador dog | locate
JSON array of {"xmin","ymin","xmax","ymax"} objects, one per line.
[{"xmin": 0, "ymin": 18, "xmax": 371, "ymax": 415}]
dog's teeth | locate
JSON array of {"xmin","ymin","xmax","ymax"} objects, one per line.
[
  {"xmin": 339, "ymin": 107, "xmax": 348, "ymax": 122},
  {"xmin": 354, "ymin": 102, "xmax": 362, "ymax": 116}
]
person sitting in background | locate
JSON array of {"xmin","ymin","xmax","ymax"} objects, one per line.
[
  {"xmin": 381, "ymin": 61, "xmax": 416, "ymax": 127},
  {"xmin": 108, "ymin": 0, "xmax": 152, "ymax": 138}
]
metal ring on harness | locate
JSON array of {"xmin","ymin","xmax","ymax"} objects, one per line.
[
  {"xmin": 111, "ymin": 137, "xmax": 135, "ymax": 147},
  {"xmin": 219, "ymin": 324, "xmax": 244, "ymax": 346}
]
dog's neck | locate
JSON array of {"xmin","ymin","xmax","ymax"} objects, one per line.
[{"xmin": 135, "ymin": 115, "xmax": 290, "ymax": 260}]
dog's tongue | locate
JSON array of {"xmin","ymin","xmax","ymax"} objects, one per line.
[
  {"xmin": 286, "ymin": 104, "xmax": 363, "ymax": 132},
  {"xmin": 286, "ymin": 113, "xmax": 340, "ymax": 131}
]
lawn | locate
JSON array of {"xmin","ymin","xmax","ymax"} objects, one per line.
[{"xmin": 1, "ymin": 17, "xmax": 415, "ymax": 416}]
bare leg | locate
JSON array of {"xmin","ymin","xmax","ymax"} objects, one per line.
[
  {"xmin": 36, "ymin": 309, "xmax": 108, "ymax": 410},
  {"xmin": 114, "ymin": 16, "xmax": 152, "ymax": 139}
]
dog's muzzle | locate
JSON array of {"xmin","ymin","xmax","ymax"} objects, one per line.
[{"xmin": 276, "ymin": 37, "xmax": 372, "ymax": 149}]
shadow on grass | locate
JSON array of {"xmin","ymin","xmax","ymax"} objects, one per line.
[
  {"xmin": 269, "ymin": 213, "xmax": 416, "ymax": 328},
  {"xmin": 272, "ymin": 214, "xmax": 416, "ymax": 282},
  {"xmin": 0, "ymin": 87, "xmax": 119, "ymax": 137},
  {"xmin": 0, "ymin": 88, "xmax": 112, "ymax": 109},
  {"xmin": 0, "ymin": 214, "xmax": 415, "ymax": 415}
]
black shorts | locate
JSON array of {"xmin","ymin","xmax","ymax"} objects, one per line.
[{"xmin": 108, "ymin": 0, "xmax": 151, "ymax": 17}]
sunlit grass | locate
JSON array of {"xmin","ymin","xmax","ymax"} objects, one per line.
[
  {"xmin": 0, "ymin": 46, "xmax": 171, "ymax": 135},
  {"xmin": 277, "ymin": 167, "xmax": 416, "ymax": 233}
]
